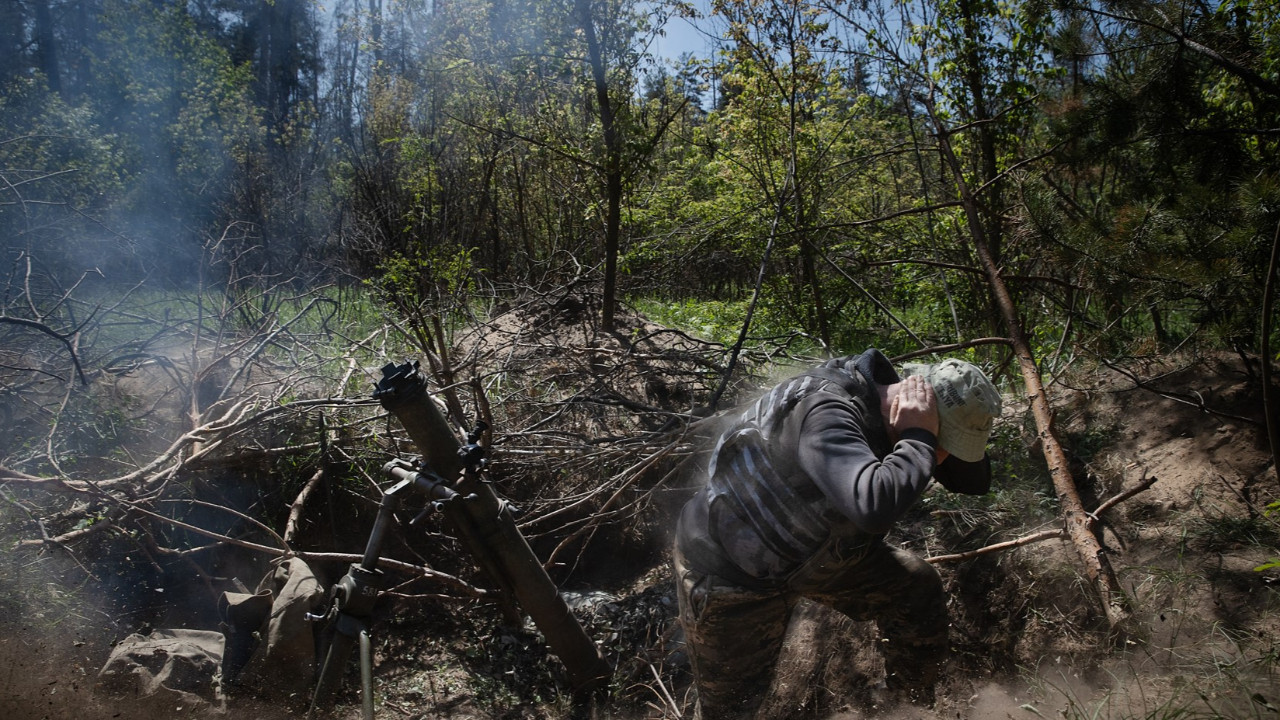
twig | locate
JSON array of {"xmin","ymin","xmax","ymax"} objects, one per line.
[
  {"xmin": 0, "ymin": 316, "xmax": 89, "ymax": 385},
  {"xmin": 648, "ymin": 662, "xmax": 683, "ymax": 719},
  {"xmin": 1261, "ymin": 218, "xmax": 1280, "ymax": 483},
  {"xmin": 891, "ymin": 337, "xmax": 1014, "ymax": 363},
  {"xmin": 543, "ymin": 440, "xmax": 680, "ymax": 568},
  {"xmin": 707, "ymin": 197, "xmax": 784, "ymax": 413},
  {"xmin": 0, "ymin": 465, "xmax": 87, "ymax": 493},
  {"xmin": 114, "ymin": 495, "xmax": 489, "ymax": 597},
  {"xmin": 927, "ymin": 528, "xmax": 1067, "ymax": 564},
  {"xmin": 1090, "ymin": 473, "xmax": 1159, "ymax": 520},
  {"xmin": 285, "ymin": 465, "xmax": 327, "ymax": 545},
  {"xmin": 16, "ymin": 518, "xmax": 115, "ymax": 549},
  {"xmin": 929, "ymin": 475, "xmax": 1158, "ymax": 564},
  {"xmin": 284, "ymin": 415, "xmax": 329, "ymax": 545},
  {"xmin": 820, "ymin": 250, "xmax": 928, "ymax": 349},
  {"xmin": 295, "ymin": 552, "xmax": 488, "ymax": 598},
  {"xmin": 1218, "ymin": 473, "xmax": 1280, "ymax": 528},
  {"xmin": 159, "ymin": 497, "xmax": 291, "ymax": 553},
  {"xmin": 1100, "ymin": 358, "xmax": 1260, "ymax": 426}
]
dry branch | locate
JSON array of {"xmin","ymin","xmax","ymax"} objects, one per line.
[
  {"xmin": 1091, "ymin": 473, "xmax": 1159, "ymax": 519},
  {"xmin": 927, "ymin": 474, "xmax": 1159, "ymax": 564},
  {"xmin": 16, "ymin": 518, "xmax": 115, "ymax": 550},
  {"xmin": 927, "ymin": 528, "xmax": 1067, "ymax": 564},
  {"xmin": 1100, "ymin": 358, "xmax": 1261, "ymax": 427},
  {"xmin": 107, "ymin": 493, "xmax": 488, "ymax": 598},
  {"xmin": 284, "ymin": 465, "xmax": 327, "ymax": 545},
  {"xmin": 892, "ymin": 338, "xmax": 1014, "ymax": 363},
  {"xmin": 0, "ymin": 315, "xmax": 88, "ymax": 385},
  {"xmin": 0, "ymin": 465, "xmax": 86, "ymax": 493}
]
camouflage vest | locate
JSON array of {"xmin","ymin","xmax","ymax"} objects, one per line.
[{"xmin": 705, "ymin": 365, "xmax": 873, "ymax": 579}]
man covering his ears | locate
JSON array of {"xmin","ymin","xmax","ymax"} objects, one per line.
[{"xmin": 674, "ymin": 349, "xmax": 1002, "ymax": 719}]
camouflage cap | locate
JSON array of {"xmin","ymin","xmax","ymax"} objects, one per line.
[{"xmin": 902, "ymin": 359, "xmax": 1001, "ymax": 462}]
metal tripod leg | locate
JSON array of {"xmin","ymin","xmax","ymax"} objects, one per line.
[
  {"xmin": 309, "ymin": 629, "xmax": 355, "ymax": 717},
  {"xmin": 359, "ymin": 628, "xmax": 374, "ymax": 720},
  {"xmin": 307, "ymin": 622, "xmax": 376, "ymax": 719}
]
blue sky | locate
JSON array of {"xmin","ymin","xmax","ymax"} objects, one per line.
[{"xmin": 647, "ymin": 0, "xmax": 721, "ymax": 63}]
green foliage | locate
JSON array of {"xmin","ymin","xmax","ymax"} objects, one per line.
[
  {"xmin": 1257, "ymin": 500, "xmax": 1280, "ymax": 573},
  {"xmin": 92, "ymin": 0, "xmax": 264, "ymax": 241},
  {"xmin": 4, "ymin": 0, "xmax": 1278, "ymax": 366},
  {"xmin": 1037, "ymin": 0, "xmax": 1280, "ymax": 357},
  {"xmin": 0, "ymin": 77, "xmax": 127, "ymax": 269},
  {"xmin": 374, "ymin": 245, "xmax": 479, "ymax": 307},
  {"xmin": 631, "ymin": 296, "xmax": 751, "ymax": 346}
]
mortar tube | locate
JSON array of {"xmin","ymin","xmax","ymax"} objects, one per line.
[
  {"xmin": 375, "ymin": 368, "xmax": 609, "ymax": 690},
  {"xmin": 457, "ymin": 478, "xmax": 612, "ymax": 690},
  {"xmin": 375, "ymin": 369, "xmax": 522, "ymax": 624}
]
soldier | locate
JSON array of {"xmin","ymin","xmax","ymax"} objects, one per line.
[{"xmin": 673, "ymin": 349, "xmax": 1001, "ymax": 719}]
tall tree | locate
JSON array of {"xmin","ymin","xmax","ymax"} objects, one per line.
[
  {"xmin": 211, "ymin": 0, "xmax": 320, "ymax": 138},
  {"xmin": 575, "ymin": 0, "xmax": 627, "ymax": 331},
  {"xmin": 1043, "ymin": 0, "xmax": 1280, "ymax": 477},
  {"xmin": 33, "ymin": 0, "xmax": 61, "ymax": 93},
  {"xmin": 0, "ymin": 0, "xmax": 25, "ymax": 85}
]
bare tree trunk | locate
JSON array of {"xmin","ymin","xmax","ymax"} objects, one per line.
[
  {"xmin": 799, "ymin": 235, "xmax": 832, "ymax": 351},
  {"xmin": 1261, "ymin": 220, "xmax": 1280, "ymax": 486},
  {"xmin": 934, "ymin": 124, "xmax": 1133, "ymax": 636},
  {"xmin": 34, "ymin": 0, "xmax": 60, "ymax": 95},
  {"xmin": 369, "ymin": 0, "xmax": 383, "ymax": 66},
  {"xmin": 576, "ymin": 0, "xmax": 622, "ymax": 333}
]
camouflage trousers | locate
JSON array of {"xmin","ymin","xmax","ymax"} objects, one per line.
[{"xmin": 673, "ymin": 535, "xmax": 948, "ymax": 720}]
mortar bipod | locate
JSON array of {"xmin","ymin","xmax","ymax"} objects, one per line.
[{"xmin": 306, "ymin": 459, "xmax": 474, "ymax": 720}]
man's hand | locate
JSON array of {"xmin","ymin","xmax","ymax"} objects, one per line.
[{"xmin": 890, "ymin": 375, "xmax": 939, "ymax": 438}]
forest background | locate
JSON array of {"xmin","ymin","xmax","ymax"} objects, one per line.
[
  {"xmin": 3, "ymin": 0, "xmax": 1280, "ymax": 718},
  {"xmin": 7, "ymin": 0, "xmax": 1280, "ymax": 382}
]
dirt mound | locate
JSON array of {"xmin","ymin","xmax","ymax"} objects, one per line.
[
  {"xmin": 455, "ymin": 292, "xmax": 726, "ymax": 424},
  {"xmin": 916, "ymin": 354, "xmax": 1278, "ymax": 719}
]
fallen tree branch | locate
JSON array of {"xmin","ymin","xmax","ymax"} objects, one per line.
[
  {"xmin": 927, "ymin": 528, "xmax": 1067, "ymax": 564},
  {"xmin": 285, "ymin": 465, "xmax": 327, "ymax": 546},
  {"xmin": 123, "ymin": 500, "xmax": 488, "ymax": 598},
  {"xmin": 543, "ymin": 439, "xmax": 682, "ymax": 570},
  {"xmin": 2, "ymin": 397, "xmax": 377, "ymax": 494},
  {"xmin": 16, "ymin": 518, "xmax": 115, "ymax": 550},
  {"xmin": 284, "ymin": 414, "xmax": 329, "ymax": 545},
  {"xmin": 0, "ymin": 315, "xmax": 89, "ymax": 385},
  {"xmin": 1099, "ymin": 358, "xmax": 1260, "ymax": 426},
  {"xmin": 1091, "ymin": 473, "xmax": 1159, "ymax": 520},
  {"xmin": 928, "ymin": 474, "xmax": 1158, "ymax": 564},
  {"xmin": 5, "ymin": 480, "xmax": 490, "ymax": 599},
  {"xmin": 0, "ymin": 465, "xmax": 88, "ymax": 493},
  {"xmin": 931, "ymin": 104, "xmax": 1134, "ymax": 635},
  {"xmin": 159, "ymin": 497, "xmax": 291, "ymax": 553}
]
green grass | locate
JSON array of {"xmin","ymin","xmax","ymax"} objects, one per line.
[{"xmin": 629, "ymin": 296, "xmax": 756, "ymax": 347}]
